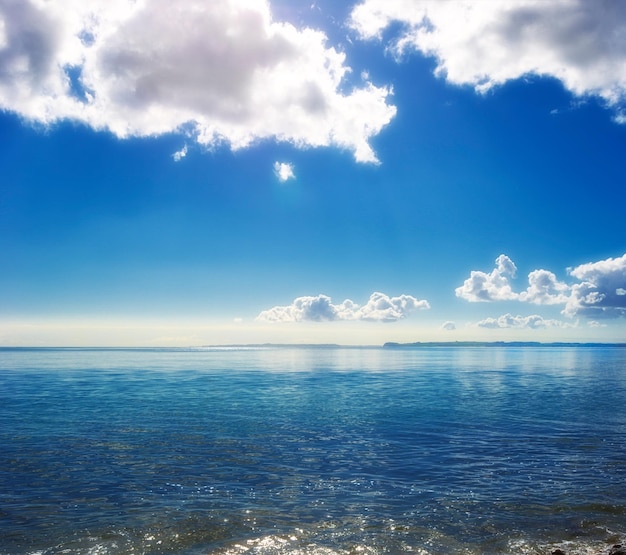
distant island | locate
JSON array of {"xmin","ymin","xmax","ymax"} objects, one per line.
[{"xmin": 383, "ymin": 341, "xmax": 626, "ymax": 348}]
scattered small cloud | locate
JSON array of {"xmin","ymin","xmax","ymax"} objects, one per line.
[
  {"xmin": 441, "ymin": 321, "xmax": 456, "ymax": 331},
  {"xmin": 349, "ymin": 0, "xmax": 626, "ymax": 122},
  {"xmin": 274, "ymin": 161, "xmax": 295, "ymax": 182},
  {"xmin": 173, "ymin": 144, "xmax": 188, "ymax": 162},
  {"xmin": 257, "ymin": 292, "xmax": 429, "ymax": 323},
  {"xmin": 550, "ymin": 99, "xmax": 590, "ymax": 117}
]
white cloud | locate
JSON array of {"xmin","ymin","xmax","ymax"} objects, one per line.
[
  {"xmin": 0, "ymin": 0, "xmax": 396, "ymax": 163},
  {"xmin": 350, "ymin": 0, "xmax": 626, "ymax": 121},
  {"xmin": 274, "ymin": 161, "xmax": 295, "ymax": 182},
  {"xmin": 441, "ymin": 321, "xmax": 456, "ymax": 331},
  {"xmin": 356, "ymin": 291, "xmax": 430, "ymax": 322},
  {"xmin": 172, "ymin": 144, "xmax": 188, "ymax": 162},
  {"xmin": 455, "ymin": 254, "xmax": 518, "ymax": 302},
  {"xmin": 563, "ymin": 253, "xmax": 626, "ymax": 318},
  {"xmin": 518, "ymin": 269, "xmax": 569, "ymax": 305},
  {"xmin": 457, "ymin": 252, "xmax": 626, "ymax": 320},
  {"xmin": 257, "ymin": 294, "xmax": 355, "ymax": 323},
  {"xmin": 257, "ymin": 292, "xmax": 429, "ymax": 323},
  {"xmin": 476, "ymin": 313, "xmax": 573, "ymax": 330}
]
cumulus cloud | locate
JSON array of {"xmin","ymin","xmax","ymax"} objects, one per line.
[
  {"xmin": 357, "ymin": 291, "xmax": 430, "ymax": 321},
  {"xmin": 257, "ymin": 292, "xmax": 430, "ymax": 323},
  {"xmin": 456, "ymin": 254, "xmax": 570, "ymax": 305},
  {"xmin": 350, "ymin": 0, "xmax": 626, "ymax": 121},
  {"xmin": 274, "ymin": 161, "xmax": 295, "ymax": 182},
  {"xmin": 476, "ymin": 313, "xmax": 573, "ymax": 330},
  {"xmin": 518, "ymin": 269, "xmax": 569, "ymax": 305},
  {"xmin": 457, "ymin": 252, "xmax": 626, "ymax": 320},
  {"xmin": 455, "ymin": 254, "xmax": 518, "ymax": 302},
  {"xmin": 564, "ymin": 253, "xmax": 626, "ymax": 318},
  {"xmin": 0, "ymin": 0, "xmax": 396, "ymax": 163}
]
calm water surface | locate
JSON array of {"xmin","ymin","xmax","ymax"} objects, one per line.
[{"xmin": 1, "ymin": 346, "xmax": 625, "ymax": 555}]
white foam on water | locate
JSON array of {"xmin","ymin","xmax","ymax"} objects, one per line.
[{"xmin": 222, "ymin": 534, "xmax": 347, "ymax": 555}]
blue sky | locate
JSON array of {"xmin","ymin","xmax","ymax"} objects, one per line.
[{"xmin": 1, "ymin": 0, "xmax": 626, "ymax": 346}]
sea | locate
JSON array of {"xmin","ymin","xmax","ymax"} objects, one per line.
[{"xmin": 1, "ymin": 345, "xmax": 625, "ymax": 555}]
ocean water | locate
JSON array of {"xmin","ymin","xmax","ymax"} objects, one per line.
[{"xmin": 1, "ymin": 346, "xmax": 625, "ymax": 555}]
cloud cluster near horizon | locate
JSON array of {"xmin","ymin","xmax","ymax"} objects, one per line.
[
  {"xmin": 257, "ymin": 292, "xmax": 430, "ymax": 323},
  {"xmin": 350, "ymin": 0, "xmax": 626, "ymax": 121},
  {"xmin": 456, "ymin": 253, "xmax": 626, "ymax": 319},
  {"xmin": 475, "ymin": 314, "xmax": 575, "ymax": 330},
  {"xmin": 0, "ymin": 0, "xmax": 395, "ymax": 163}
]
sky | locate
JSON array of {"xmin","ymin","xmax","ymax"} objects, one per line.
[{"xmin": 1, "ymin": 0, "xmax": 626, "ymax": 346}]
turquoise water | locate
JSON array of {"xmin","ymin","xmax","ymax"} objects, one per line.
[{"xmin": 1, "ymin": 346, "xmax": 625, "ymax": 555}]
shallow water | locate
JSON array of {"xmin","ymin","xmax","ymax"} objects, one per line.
[{"xmin": 1, "ymin": 346, "xmax": 625, "ymax": 555}]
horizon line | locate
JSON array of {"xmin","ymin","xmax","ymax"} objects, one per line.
[{"xmin": 2, "ymin": 341, "xmax": 626, "ymax": 350}]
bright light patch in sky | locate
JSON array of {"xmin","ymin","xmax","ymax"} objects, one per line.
[{"xmin": 1, "ymin": 0, "xmax": 625, "ymax": 345}]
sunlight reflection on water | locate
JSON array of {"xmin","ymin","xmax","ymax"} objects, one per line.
[{"xmin": 1, "ymin": 346, "xmax": 625, "ymax": 555}]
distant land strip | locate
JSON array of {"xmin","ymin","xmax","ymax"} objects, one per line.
[{"xmin": 383, "ymin": 341, "xmax": 626, "ymax": 348}]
